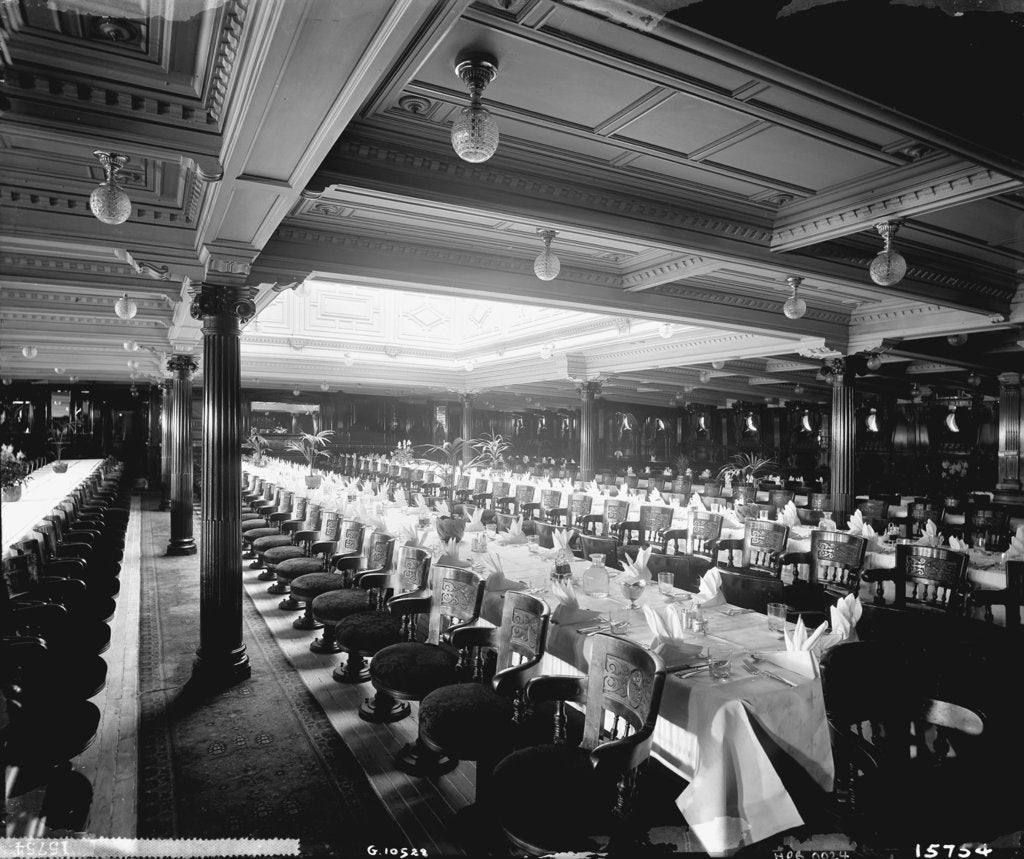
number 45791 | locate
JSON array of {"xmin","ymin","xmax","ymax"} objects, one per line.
[{"xmin": 916, "ymin": 846, "xmax": 992, "ymax": 858}]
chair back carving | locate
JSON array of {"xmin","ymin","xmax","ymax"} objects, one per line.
[
  {"xmin": 491, "ymin": 480, "xmax": 510, "ymax": 500},
  {"xmin": 602, "ymin": 498, "xmax": 631, "ymax": 531},
  {"xmin": 732, "ymin": 484, "xmax": 756, "ymax": 504},
  {"xmin": 278, "ymin": 490, "xmax": 294, "ymax": 513},
  {"xmin": 473, "ymin": 478, "xmax": 489, "ymax": 495},
  {"xmin": 495, "ymin": 512, "xmax": 516, "ymax": 533},
  {"xmin": 579, "ymin": 534, "xmax": 623, "ymax": 571},
  {"xmin": 540, "ymin": 488, "xmax": 563, "ymax": 512},
  {"xmin": 495, "ymin": 590, "xmax": 550, "ymax": 675},
  {"xmin": 686, "ymin": 511, "xmax": 723, "ymax": 561},
  {"xmin": 769, "ymin": 489, "xmax": 794, "ymax": 509},
  {"xmin": 701, "ymin": 480, "xmax": 724, "ymax": 497},
  {"xmin": 395, "ymin": 546, "xmax": 431, "ymax": 594},
  {"xmin": 639, "ymin": 504, "xmax": 673, "ymax": 534},
  {"xmin": 582, "ymin": 634, "xmax": 666, "ymax": 756},
  {"xmin": 532, "ymin": 520, "xmax": 558, "ymax": 549},
  {"xmin": 623, "ymin": 475, "xmax": 638, "ymax": 490},
  {"xmin": 893, "ymin": 542, "xmax": 971, "ymax": 611},
  {"xmin": 738, "ymin": 520, "xmax": 790, "ymax": 576},
  {"xmin": 672, "ymin": 477, "xmax": 692, "ymax": 496},
  {"xmin": 427, "ymin": 565, "xmax": 484, "ymax": 645},
  {"xmin": 366, "ymin": 532, "xmax": 396, "ymax": 571},
  {"xmin": 305, "ymin": 503, "xmax": 322, "ymax": 531},
  {"xmin": 456, "ymin": 475, "xmax": 470, "ymax": 491},
  {"xmin": 857, "ymin": 499, "xmax": 888, "ymax": 519},
  {"xmin": 514, "ymin": 484, "xmax": 536, "ymax": 509},
  {"xmin": 321, "ymin": 510, "xmax": 340, "ymax": 540},
  {"xmin": 807, "ymin": 492, "xmax": 832, "ymax": 512},
  {"xmin": 292, "ymin": 495, "xmax": 307, "ymax": 521},
  {"xmin": 810, "ymin": 530, "xmax": 866, "ymax": 591},
  {"xmin": 339, "ymin": 520, "xmax": 366, "ymax": 554},
  {"xmin": 3, "ymin": 553, "xmax": 38, "ymax": 599},
  {"xmin": 569, "ymin": 493, "xmax": 593, "ymax": 526}
]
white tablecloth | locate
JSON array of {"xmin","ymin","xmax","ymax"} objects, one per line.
[{"xmin": 2, "ymin": 459, "xmax": 104, "ymax": 553}]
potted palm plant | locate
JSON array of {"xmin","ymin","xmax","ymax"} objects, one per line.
[
  {"xmin": 244, "ymin": 429, "xmax": 269, "ymax": 466},
  {"xmin": 1, "ymin": 444, "xmax": 29, "ymax": 501},
  {"xmin": 287, "ymin": 429, "xmax": 334, "ymax": 488},
  {"xmin": 49, "ymin": 418, "xmax": 79, "ymax": 473},
  {"xmin": 718, "ymin": 452, "xmax": 776, "ymax": 484},
  {"xmin": 467, "ymin": 432, "xmax": 512, "ymax": 474},
  {"xmin": 418, "ymin": 437, "xmax": 468, "ymax": 542}
]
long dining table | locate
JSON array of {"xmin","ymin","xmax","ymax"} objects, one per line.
[
  {"xmin": 375, "ymin": 502, "xmax": 834, "ymax": 856},
  {"xmin": 2, "ymin": 458, "xmax": 105, "ymax": 554}
]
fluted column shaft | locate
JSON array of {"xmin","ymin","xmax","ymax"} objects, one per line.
[
  {"xmin": 578, "ymin": 381, "xmax": 601, "ymax": 482},
  {"xmin": 190, "ymin": 281, "xmax": 255, "ymax": 685},
  {"xmin": 460, "ymin": 393, "xmax": 475, "ymax": 465},
  {"xmin": 166, "ymin": 356, "xmax": 198, "ymax": 555},
  {"xmin": 997, "ymin": 371, "xmax": 1022, "ymax": 490},
  {"xmin": 159, "ymin": 379, "xmax": 172, "ymax": 510},
  {"xmin": 829, "ymin": 358, "xmax": 855, "ymax": 522}
]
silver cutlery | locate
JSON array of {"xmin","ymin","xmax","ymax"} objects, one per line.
[{"xmin": 741, "ymin": 658, "xmax": 797, "ymax": 687}]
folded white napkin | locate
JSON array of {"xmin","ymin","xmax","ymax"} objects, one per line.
[
  {"xmin": 719, "ymin": 508, "xmax": 743, "ymax": 529},
  {"xmin": 585, "ymin": 481, "xmax": 603, "ymax": 497},
  {"xmin": 641, "ymin": 604, "xmax": 703, "ymax": 665},
  {"xmin": 434, "ymin": 500, "xmax": 451, "ymax": 518},
  {"xmin": 496, "ymin": 515, "xmax": 527, "ymax": 545},
  {"xmin": 465, "ymin": 506, "xmax": 485, "ymax": 532},
  {"xmin": 552, "ymin": 528, "xmax": 573, "ymax": 554},
  {"xmin": 438, "ymin": 538, "xmax": 469, "ymax": 568},
  {"xmin": 948, "ymin": 535, "xmax": 968, "ymax": 553},
  {"xmin": 1003, "ymin": 533, "xmax": 1024, "ymax": 561},
  {"xmin": 694, "ymin": 566, "xmax": 726, "ymax": 607},
  {"xmin": 550, "ymin": 579, "xmax": 601, "ymax": 625},
  {"xmin": 829, "ymin": 593, "xmax": 862, "ymax": 644},
  {"xmin": 784, "ymin": 615, "xmax": 829, "ymax": 652},
  {"xmin": 398, "ymin": 525, "xmax": 429, "ymax": 548},
  {"xmin": 622, "ymin": 546, "xmax": 653, "ymax": 581},
  {"xmin": 917, "ymin": 518, "xmax": 943, "ymax": 548},
  {"xmin": 777, "ymin": 500, "xmax": 800, "ymax": 528},
  {"xmin": 846, "ymin": 509, "xmax": 864, "ymax": 534},
  {"xmin": 482, "ymin": 553, "xmax": 527, "ymax": 592},
  {"xmin": 688, "ymin": 491, "xmax": 707, "ymax": 511},
  {"xmin": 648, "ymin": 487, "xmax": 663, "ymax": 503},
  {"xmin": 860, "ymin": 523, "xmax": 887, "ymax": 554}
]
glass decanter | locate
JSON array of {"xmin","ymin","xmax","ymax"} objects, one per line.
[{"xmin": 582, "ymin": 553, "xmax": 609, "ymax": 598}]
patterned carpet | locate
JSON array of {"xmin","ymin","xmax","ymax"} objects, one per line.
[{"xmin": 137, "ymin": 497, "xmax": 401, "ymax": 856}]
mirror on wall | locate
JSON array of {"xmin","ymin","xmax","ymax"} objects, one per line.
[{"xmin": 251, "ymin": 401, "xmax": 321, "ymax": 435}]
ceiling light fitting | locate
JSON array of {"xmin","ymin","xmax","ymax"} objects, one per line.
[
  {"xmin": 463, "ymin": 359, "xmax": 476, "ymax": 372},
  {"xmin": 320, "ymin": 382, "xmax": 330, "ymax": 391},
  {"xmin": 968, "ymin": 372, "xmax": 982, "ymax": 388},
  {"xmin": 54, "ymin": 367, "xmax": 65, "ymax": 374},
  {"xmin": 698, "ymin": 370, "xmax": 711, "ymax": 384},
  {"xmin": 451, "ymin": 54, "xmax": 499, "ymax": 163},
  {"xmin": 947, "ymin": 333, "xmax": 968, "ymax": 346},
  {"xmin": 794, "ymin": 383, "xmax": 804, "ymax": 394},
  {"xmin": 68, "ymin": 376, "xmax": 79, "ymax": 383},
  {"xmin": 90, "ymin": 150, "xmax": 132, "ymax": 225},
  {"xmin": 711, "ymin": 360, "xmax": 726, "ymax": 370},
  {"xmin": 869, "ymin": 221, "xmax": 907, "ymax": 286},
  {"xmin": 865, "ymin": 352, "xmax": 883, "ymax": 372},
  {"xmin": 539, "ymin": 342, "xmax": 555, "ymax": 360},
  {"xmin": 534, "ymin": 229, "xmax": 561, "ymax": 281},
  {"xmin": 293, "ymin": 388, "xmax": 301, "ymax": 397},
  {"xmin": 782, "ymin": 276, "xmax": 807, "ymax": 320},
  {"xmin": 123, "ymin": 340, "xmax": 140, "ymax": 351},
  {"xmin": 342, "ymin": 353, "xmax": 354, "ymax": 367},
  {"xmin": 21, "ymin": 346, "xmax": 37, "ymax": 359},
  {"xmin": 1, "ymin": 377, "xmax": 11, "ymax": 385},
  {"xmin": 114, "ymin": 293, "xmax": 138, "ymax": 320},
  {"xmin": 659, "ymin": 323, "xmax": 674, "ymax": 339}
]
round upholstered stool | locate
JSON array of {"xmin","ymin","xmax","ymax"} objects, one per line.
[
  {"xmin": 241, "ymin": 519, "xmax": 269, "ymax": 532},
  {"xmin": 333, "ymin": 613, "xmax": 407, "ymax": 720},
  {"xmin": 492, "ymin": 744, "xmax": 616, "ymax": 853},
  {"xmin": 288, "ymin": 572, "xmax": 347, "ymax": 630},
  {"xmin": 309, "ymin": 589, "xmax": 376, "ymax": 653},
  {"xmin": 242, "ymin": 527, "xmax": 277, "ymax": 567},
  {"xmin": 419, "ymin": 683, "xmax": 515, "ymax": 762},
  {"xmin": 241, "ymin": 512, "xmax": 261, "ymax": 522},
  {"xmin": 272, "ymin": 556, "xmax": 325, "ymax": 605},
  {"xmin": 262, "ymin": 545, "xmax": 305, "ymax": 581}
]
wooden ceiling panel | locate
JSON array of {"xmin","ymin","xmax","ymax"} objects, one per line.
[
  {"xmin": 623, "ymin": 154, "xmax": 772, "ymax": 198},
  {"xmin": 613, "ymin": 91, "xmax": 755, "ymax": 156},
  {"xmin": 708, "ymin": 125, "xmax": 892, "ymax": 191},
  {"xmin": 911, "ymin": 199, "xmax": 1024, "ymax": 256}
]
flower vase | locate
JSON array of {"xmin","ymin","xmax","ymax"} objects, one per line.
[
  {"xmin": 305, "ymin": 474, "xmax": 322, "ymax": 489},
  {"xmin": 2, "ymin": 486, "xmax": 22, "ymax": 502},
  {"xmin": 582, "ymin": 554, "xmax": 609, "ymax": 598}
]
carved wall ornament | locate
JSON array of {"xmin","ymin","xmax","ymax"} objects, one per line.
[{"xmin": 167, "ymin": 354, "xmax": 198, "ymax": 377}]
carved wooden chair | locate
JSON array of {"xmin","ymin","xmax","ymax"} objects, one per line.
[
  {"xmin": 624, "ymin": 548, "xmax": 698, "ymax": 593},
  {"xmin": 820, "ymin": 641, "xmax": 1011, "ymax": 847},
  {"xmin": 491, "ymin": 634, "xmax": 666, "ymax": 855},
  {"xmin": 418, "ymin": 591, "xmax": 551, "ymax": 816},
  {"xmin": 261, "ymin": 503, "xmax": 321, "ymax": 573},
  {"xmin": 671, "ymin": 476, "xmax": 692, "ymax": 496},
  {"xmin": 908, "ymin": 502, "xmax": 942, "ymax": 538},
  {"xmin": 731, "ymin": 484, "xmax": 756, "ymax": 505},
  {"xmin": 972, "ymin": 559, "xmax": 1022, "ymax": 632},
  {"xmin": 514, "ymin": 484, "xmax": 540, "ymax": 519},
  {"xmin": 678, "ymin": 511, "xmax": 723, "ymax": 576},
  {"xmin": 970, "ymin": 508, "xmax": 1007, "ymax": 551},
  {"xmin": 579, "ymin": 497, "xmax": 630, "ymax": 539},
  {"xmin": 856, "ymin": 498, "xmax": 888, "ymax": 520},
  {"xmin": 620, "ymin": 504, "xmax": 675, "ymax": 548},
  {"xmin": 539, "ymin": 488, "xmax": 566, "ymax": 524},
  {"xmin": 566, "ymin": 493, "xmax": 594, "ymax": 529},
  {"xmin": 362, "ymin": 565, "xmax": 485, "ymax": 775},
  {"xmin": 289, "ymin": 531, "xmax": 394, "ymax": 632},
  {"xmin": 806, "ymin": 492, "xmax": 833, "ymax": 511},
  {"xmin": 578, "ymin": 534, "xmax": 624, "ymax": 571},
  {"xmin": 718, "ymin": 520, "xmax": 790, "ymax": 578},
  {"xmin": 769, "ymin": 489, "xmax": 795, "ymax": 509},
  {"xmin": 701, "ymin": 480, "xmax": 724, "ymax": 498},
  {"xmin": 781, "ymin": 530, "xmax": 866, "ymax": 616},
  {"xmin": 862, "ymin": 542, "xmax": 971, "ymax": 612},
  {"xmin": 491, "ymin": 480, "xmax": 513, "ymax": 513},
  {"xmin": 274, "ymin": 519, "xmax": 365, "ymax": 609}
]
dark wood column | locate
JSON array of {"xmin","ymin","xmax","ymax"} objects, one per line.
[
  {"xmin": 146, "ymin": 383, "xmax": 162, "ymax": 492},
  {"xmin": 828, "ymin": 357, "xmax": 855, "ymax": 521},
  {"xmin": 997, "ymin": 371, "xmax": 1022, "ymax": 491},
  {"xmin": 460, "ymin": 392, "xmax": 475, "ymax": 464},
  {"xmin": 189, "ymin": 280, "xmax": 255, "ymax": 685},
  {"xmin": 578, "ymin": 380, "xmax": 601, "ymax": 482},
  {"xmin": 159, "ymin": 379, "xmax": 172, "ymax": 510},
  {"xmin": 166, "ymin": 355, "xmax": 198, "ymax": 556}
]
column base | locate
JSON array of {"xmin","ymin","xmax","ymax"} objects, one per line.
[
  {"xmin": 191, "ymin": 646, "xmax": 251, "ymax": 688},
  {"xmin": 167, "ymin": 539, "xmax": 198, "ymax": 556}
]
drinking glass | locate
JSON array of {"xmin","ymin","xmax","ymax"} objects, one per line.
[
  {"xmin": 708, "ymin": 646, "xmax": 733, "ymax": 680},
  {"xmin": 658, "ymin": 571, "xmax": 675, "ymax": 596},
  {"xmin": 767, "ymin": 602, "xmax": 787, "ymax": 637},
  {"xmin": 973, "ymin": 532, "xmax": 987, "ymax": 554},
  {"xmin": 621, "ymin": 578, "xmax": 647, "ymax": 610},
  {"xmin": 758, "ymin": 508, "xmax": 769, "ymax": 521},
  {"xmin": 526, "ymin": 535, "xmax": 539, "ymax": 553},
  {"xmin": 609, "ymin": 607, "xmax": 631, "ymax": 634}
]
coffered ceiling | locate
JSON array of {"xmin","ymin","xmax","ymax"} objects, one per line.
[{"xmin": 0, "ymin": 0, "xmax": 1021, "ymax": 411}]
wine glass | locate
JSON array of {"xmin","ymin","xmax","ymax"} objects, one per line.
[{"xmin": 621, "ymin": 578, "xmax": 647, "ymax": 610}]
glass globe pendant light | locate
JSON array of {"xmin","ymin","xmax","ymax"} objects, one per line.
[
  {"xmin": 21, "ymin": 345, "xmax": 37, "ymax": 359},
  {"xmin": 869, "ymin": 221, "xmax": 907, "ymax": 286},
  {"xmin": 89, "ymin": 150, "xmax": 132, "ymax": 225},
  {"xmin": 451, "ymin": 54, "xmax": 499, "ymax": 163},
  {"xmin": 782, "ymin": 276, "xmax": 807, "ymax": 319},
  {"xmin": 865, "ymin": 352, "xmax": 883, "ymax": 371},
  {"xmin": 115, "ymin": 293, "xmax": 138, "ymax": 320},
  {"xmin": 534, "ymin": 229, "xmax": 560, "ymax": 281}
]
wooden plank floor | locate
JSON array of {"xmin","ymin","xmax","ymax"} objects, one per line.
[
  {"xmin": 78, "ymin": 494, "xmax": 142, "ymax": 836},
  {"xmin": 241, "ymin": 565, "xmax": 473, "ymax": 857}
]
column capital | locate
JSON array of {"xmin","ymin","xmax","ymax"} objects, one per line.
[
  {"xmin": 458, "ymin": 391, "xmax": 480, "ymax": 404},
  {"xmin": 576, "ymin": 379, "xmax": 603, "ymax": 397},
  {"xmin": 998, "ymin": 371, "xmax": 1022, "ymax": 387},
  {"xmin": 167, "ymin": 354, "xmax": 199, "ymax": 378},
  {"xmin": 189, "ymin": 282, "xmax": 259, "ymax": 322}
]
